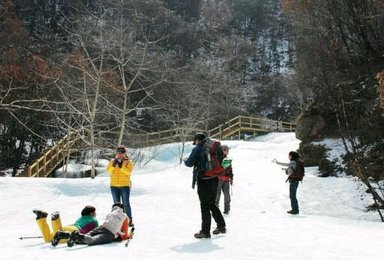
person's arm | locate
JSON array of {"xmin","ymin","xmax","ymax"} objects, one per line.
[
  {"xmin": 184, "ymin": 147, "xmax": 199, "ymax": 167},
  {"xmin": 272, "ymin": 158, "xmax": 290, "ymax": 167},
  {"xmin": 120, "ymin": 159, "xmax": 133, "ymax": 176},
  {"xmin": 286, "ymin": 160, "xmax": 297, "ymax": 177},
  {"xmin": 119, "ymin": 218, "xmax": 130, "ymax": 240}
]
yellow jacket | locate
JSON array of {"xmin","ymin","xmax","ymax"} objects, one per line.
[{"xmin": 107, "ymin": 159, "xmax": 133, "ymax": 187}]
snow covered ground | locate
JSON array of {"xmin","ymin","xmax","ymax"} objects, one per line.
[{"xmin": 1, "ymin": 132, "xmax": 383, "ymax": 260}]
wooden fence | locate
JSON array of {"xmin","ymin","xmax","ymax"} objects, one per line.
[{"xmin": 21, "ymin": 115, "xmax": 295, "ymax": 177}]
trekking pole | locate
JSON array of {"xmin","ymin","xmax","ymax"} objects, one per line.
[
  {"xmin": 125, "ymin": 227, "xmax": 135, "ymax": 247},
  {"xmin": 19, "ymin": 235, "xmax": 43, "ymax": 240}
]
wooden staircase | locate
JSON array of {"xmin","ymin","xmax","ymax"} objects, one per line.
[
  {"xmin": 208, "ymin": 115, "xmax": 295, "ymax": 139},
  {"xmin": 20, "ymin": 131, "xmax": 82, "ymax": 177},
  {"xmin": 21, "ymin": 115, "xmax": 295, "ymax": 177}
]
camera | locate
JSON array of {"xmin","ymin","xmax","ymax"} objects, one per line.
[{"xmin": 113, "ymin": 158, "xmax": 123, "ymax": 168}]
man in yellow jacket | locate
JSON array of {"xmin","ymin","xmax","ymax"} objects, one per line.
[{"xmin": 107, "ymin": 145, "xmax": 134, "ymax": 225}]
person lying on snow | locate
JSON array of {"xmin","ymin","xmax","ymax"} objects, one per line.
[
  {"xmin": 66, "ymin": 202, "xmax": 133, "ymax": 247},
  {"xmin": 32, "ymin": 205, "xmax": 98, "ymax": 246}
]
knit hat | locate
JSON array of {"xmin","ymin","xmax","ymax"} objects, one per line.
[
  {"xmin": 193, "ymin": 132, "xmax": 206, "ymax": 145},
  {"xmin": 81, "ymin": 205, "xmax": 96, "ymax": 216},
  {"xmin": 112, "ymin": 202, "xmax": 124, "ymax": 212}
]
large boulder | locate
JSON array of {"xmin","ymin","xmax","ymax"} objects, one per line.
[{"xmin": 295, "ymin": 113, "xmax": 326, "ymax": 142}]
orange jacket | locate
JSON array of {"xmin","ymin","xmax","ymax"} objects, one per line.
[{"xmin": 119, "ymin": 218, "xmax": 133, "ymax": 240}]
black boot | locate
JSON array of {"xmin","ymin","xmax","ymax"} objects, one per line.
[
  {"xmin": 32, "ymin": 209, "xmax": 48, "ymax": 220},
  {"xmin": 212, "ymin": 226, "xmax": 227, "ymax": 235},
  {"xmin": 194, "ymin": 231, "xmax": 211, "ymax": 239},
  {"xmin": 67, "ymin": 231, "xmax": 84, "ymax": 247},
  {"xmin": 51, "ymin": 231, "xmax": 70, "ymax": 247}
]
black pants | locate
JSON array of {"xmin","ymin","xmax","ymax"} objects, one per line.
[
  {"xmin": 197, "ymin": 177, "xmax": 226, "ymax": 234},
  {"xmin": 83, "ymin": 226, "xmax": 115, "ymax": 246}
]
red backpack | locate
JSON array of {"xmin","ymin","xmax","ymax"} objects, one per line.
[{"xmin": 203, "ymin": 137, "xmax": 224, "ymax": 177}]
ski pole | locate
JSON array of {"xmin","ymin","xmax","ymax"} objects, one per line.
[
  {"xmin": 19, "ymin": 235, "xmax": 43, "ymax": 240},
  {"xmin": 125, "ymin": 227, "xmax": 135, "ymax": 247}
]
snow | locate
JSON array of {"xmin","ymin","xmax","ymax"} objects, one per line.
[{"xmin": 1, "ymin": 132, "xmax": 383, "ymax": 260}]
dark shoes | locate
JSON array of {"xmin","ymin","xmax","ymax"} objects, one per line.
[
  {"xmin": 51, "ymin": 231, "xmax": 70, "ymax": 247},
  {"xmin": 32, "ymin": 209, "xmax": 48, "ymax": 220},
  {"xmin": 67, "ymin": 231, "xmax": 84, "ymax": 247},
  {"xmin": 51, "ymin": 211, "xmax": 60, "ymax": 221},
  {"xmin": 212, "ymin": 226, "xmax": 227, "ymax": 235},
  {"xmin": 194, "ymin": 231, "xmax": 211, "ymax": 239},
  {"xmin": 287, "ymin": 210, "xmax": 299, "ymax": 215},
  {"xmin": 223, "ymin": 210, "xmax": 230, "ymax": 214}
]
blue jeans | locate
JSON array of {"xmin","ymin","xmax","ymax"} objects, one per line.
[
  {"xmin": 110, "ymin": 186, "xmax": 132, "ymax": 219},
  {"xmin": 289, "ymin": 180, "xmax": 299, "ymax": 213}
]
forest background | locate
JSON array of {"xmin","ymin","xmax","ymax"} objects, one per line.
[{"xmin": 0, "ymin": 0, "xmax": 384, "ymax": 213}]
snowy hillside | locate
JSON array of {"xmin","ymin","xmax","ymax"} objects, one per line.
[{"xmin": 1, "ymin": 133, "xmax": 383, "ymax": 260}]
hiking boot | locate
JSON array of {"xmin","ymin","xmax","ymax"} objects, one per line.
[
  {"xmin": 51, "ymin": 231, "xmax": 69, "ymax": 247},
  {"xmin": 194, "ymin": 231, "xmax": 211, "ymax": 239},
  {"xmin": 287, "ymin": 210, "xmax": 299, "ymax": 215},
  {"xmin": 67, "ymin": 231, "xmax": 83, "ymax": 247},
  {"xmin": 212, "ymin": 226, "xmax": 227, "ymax": 235},
  {"xmin": 51, "ymin": 211, "xmax": 60, "ymax": 221},
  {"xmin": 32, "ymin": 209, "xmax": 48, "ymax": 220}
]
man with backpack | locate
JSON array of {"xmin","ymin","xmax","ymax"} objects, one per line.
[
  {"xmin": 184, "ymin": 132, "xmax": 227, "ymax": 239},
  {"xmin": 273, "ymin": 151, "xmax": 305, "ymax": 215}
]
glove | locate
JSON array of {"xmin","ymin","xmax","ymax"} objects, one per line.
[
  {"xmin": 114, "ymin": 158, "xmax": 123, "ymax": 168},
  {"xmin": 230, "ymin": 179, "xmax": 233, "ymax": 185}
]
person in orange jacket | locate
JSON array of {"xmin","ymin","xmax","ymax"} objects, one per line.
[
  {"xmin": 106, "ymin": 145, "xmax": 134, "ymax": 225},
  {"xmin": 66, "ymin": 203, "xmax": 133, "ymax": 247}
]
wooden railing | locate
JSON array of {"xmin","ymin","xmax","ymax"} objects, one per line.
[
  {"xmin": 22, "ymin": 115, "xmax": 295, "ymax": 177},
  {"xmin": 208, "ymin": 115, "xmax": 295, "ymax": 139},
  {"xmin": 126, "ymin": 115, "xmax": 295, "ymax": 147},
  {"xmin": 22, "ymin": 131, "xmax": 82, "ymax": 177}
]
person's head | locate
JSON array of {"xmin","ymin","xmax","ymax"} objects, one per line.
[
  {"xmin": 288, "ymin": 151, "xmax": 300, "ymax": 161},
  {"xmin": 112, "ymin": 202, "xmax": 125, "ymax": 212},
  {"xmin": 116, "ymin": 145, "xmax": 127, "ymax": 154},
  {"xmin": 81, "ymin": 205, "xmax": 96, "ymax": 217},
  {"xmin": 116, "ymin": 145, "xmax": 128, "ymax": 159},
  {"xmin": 222, "ymin": 145, "xmax": 230, "ymax": 155},
  {"xmin": 193, "ymin": 132, "xmax": 206, "ymax": 145}
]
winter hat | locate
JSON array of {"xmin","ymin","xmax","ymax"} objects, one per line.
[
  {"xmin": 116, "ymin": 145, "xmax": 127, "ymax": 154},
  {"xmin": 112, "ymin": 202, "xmax": 125, "ymax": 212},
  {"xmin": 81, "ymin": 205, "xmax": 96, "ymax": 216},
  {"xmin": 193, "ymin": 132, "xmax": 206, "ymax": 145}
]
